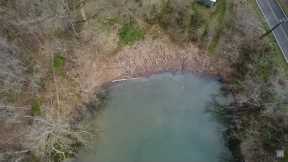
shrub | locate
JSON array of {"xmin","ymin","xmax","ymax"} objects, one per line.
[
  {"xmin": 32, "ymin": 99, "xmax": 41, "ymax": 116},
  {"xmin": 119, "ymin": 23, "xmax": 145, "ymax": 45},
  {"xmin": 53, "ymin": 55, "xmax": 65, "ymax": 74}
]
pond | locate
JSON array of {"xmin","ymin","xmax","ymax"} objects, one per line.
[{"xmin": 73, "ymin": 73, "xmax": 231, "ymax": 162}]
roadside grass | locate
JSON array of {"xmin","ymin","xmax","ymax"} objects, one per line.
[
  {"xmin": 119, "ymin": 23, "xmax": 145, "ymax": 45},
  {"xmin": 268, "ymin": 36, "xmax": 288, "ymax": 76},
  {"xmin": 275, "ymin": 0, "xmax": 288, "ymax": 14}
]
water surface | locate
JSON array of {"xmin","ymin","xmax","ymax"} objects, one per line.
[{"xmin": 74, "ymin": 73, "xmax": 230, "ymax": 162}]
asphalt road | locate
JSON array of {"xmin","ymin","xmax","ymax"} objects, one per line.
[{"xmin": 256, "ymin": 0, "xmax": 288, "ymax": 62}]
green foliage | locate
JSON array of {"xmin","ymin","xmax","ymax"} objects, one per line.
[
  {"xmin": 49, "ymin": 138, "xmax": 83, "ymax": 162},
  {"xmin": 157, "ymin": 0, "xmax": 174, "ymax": 28},
  {"xmin": 258, "ymin": 116, "xmax": 288, "ymax": 151},
  {"xmin": 119, "ymin": 23, "xmax": 145, "ymax": 45},
  {"xmin": 50, "ymin": 144, "xmax": 67, "ymax": 162},
  {"xmin": 281, "ymin": 149, "xmax": 288, "ymax": 162},
  {"xmin": 154, "ymin": 0, "xmax": 230, "ymax": 46},
  {"xmin": 231, "ymin": 39, "xmax": 275, "ymax": 86},
  {"xmin": 189, "ymin": 3, "xmax": 206, "ymax": 41},
  {"xmin": 257, "ymin": 58, "xmax": 273, "ymax": 81},
  {"xmin": 31, "ymin": 99, "xmax": 41, "ymax": 116},
  {"xmin": 53, "ymin": 55, "xmax": 65, "ymax": 74}
]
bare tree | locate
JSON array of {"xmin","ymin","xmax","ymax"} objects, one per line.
[{"xmin": 24, "ymin": 115, "xmax": 97, "ymax": 162}]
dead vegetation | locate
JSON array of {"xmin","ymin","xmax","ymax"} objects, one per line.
[
  {"xmin": 77, "ymin": 28, "xmax": 230, "ymax": 97},
  {"xmin": 24, "ymin": 116, "xmax": 95, "ymax": 162},
  {"xmin": 0, "ymin": 39, "xmax": 27, "ymax": 103}
]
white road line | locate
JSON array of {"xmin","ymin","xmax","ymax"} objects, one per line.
[{"xmin": 275, "ymin": 0, "xmax": 288, "ymax": 19}]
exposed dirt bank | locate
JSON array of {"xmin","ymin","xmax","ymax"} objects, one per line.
[{"xmin": 76, "ymin": 29, "xmax": 231, "ymax": 102}]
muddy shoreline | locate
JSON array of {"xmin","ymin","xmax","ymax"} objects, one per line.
[
  {"xmin": 99, "ymin": 69, "xmax": 226, "ymax": 90},
  {"xmin": 77, "ymin": 36, "xmax": 231, "ymax": 102}
]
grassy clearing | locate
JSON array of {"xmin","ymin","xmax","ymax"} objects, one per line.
[{"xmin": 119, "ymin": 23, "xmax": 145, "ymax": 45}]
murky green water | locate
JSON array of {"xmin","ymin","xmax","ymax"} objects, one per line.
[{"xmin": 74, "ymin": 73, "xmax": 230, "ymax": 162}]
